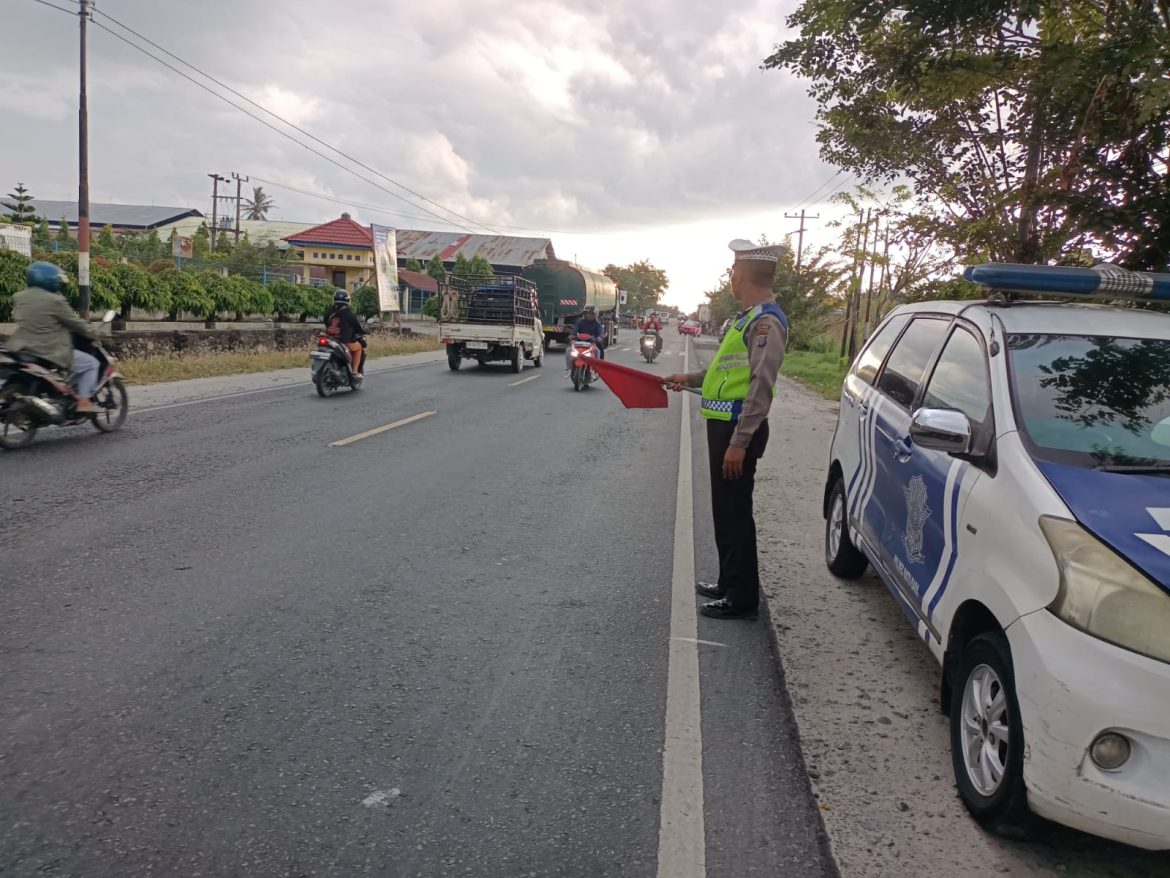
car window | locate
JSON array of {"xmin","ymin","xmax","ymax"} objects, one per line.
[
  {"xmin": 922, "ymin": 327, "xmax": 990, "ymax": 429},
  {"xmin": 852, "ymin": 314, "xmax": 910, "ymax": 386},
  {"xmin": 875, "ymin": 317, "xmax": 950, "ymax": 409}
]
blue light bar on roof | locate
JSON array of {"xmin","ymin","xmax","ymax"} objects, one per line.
[{"xmin": 964, "ymin": 262, "xmax": 1170, "ymax": 301}]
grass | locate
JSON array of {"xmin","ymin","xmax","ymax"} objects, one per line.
[
  {"xmin": 120, "ymin": 336, "xmax": 442, "ymax": 385},
  {"xmin": 783, "ymin": 349, "xmax": 849, "ymax": 400}
]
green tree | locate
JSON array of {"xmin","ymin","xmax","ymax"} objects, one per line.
[
  {"xmin": 113, "ymin": 262, "xmax": 170, "ymax": 315},
  {"xmin": 0, "ymin": 249, "xmax": 31, "ymax": 320},
  {"xmin": 245, "ymin": 278, "xmax": 274, "ymax": 319},
  {"xmin": 95, "ymin": 224, "xmax": 119, "ymax": 257},
  {"xmin": 765, "ymin": 0, "xmax": 1170, "ymax": 269},
  {"xmin": 243, "ymin": 186, "xmax": 275, "ymax": 220},
  {"xmin": 213, "ymin": 228, "xmax": 234, "ymax": 256},
  {"xmin": 451, "ymin": 251, "xmax": 472, "ymax": 280},
  {"xmin": 192, "ymin": 222, "xmax": 211, "ymax": 259},
  {"xmin": 139, "ymin": 228, "xmax": 163, "ymax": 263},
  {"xmin": 421, "ymin": 295, "xmax": 440, "ymax": 319},
  {"xmin": 269, "ymin": 279, "xmax": 305, "ymax": 321},
  {"xmin": 54, "ymin": 219, "xmax": 75, "ymax": 252},
  {"xmin": 199, "ymin": 270, "xmax": 235, "ymax": 319},
  {"xmin": 162, "ymin": 271, "xmax": 213, "ymax": 320},
  {"xmin": 604, "ymin": 260, "xmax": 669, "ymax": 313},
  {"xmin": 301, "ymin": 285, "xmax": 334, "ymax": 321},
  {"xmin": 352, "ymin": 284, "xmax": 380, "ymax": 319},
  {"xmin": 32, "ymin": 217, "xmax": 52, "ymax": 252},
  {"xmin": 425, "ymin": 254, "xmax": 447, "ymax": 283},
  {"xmin": 467, "ymin": 254, "xmax": 495, "ymax": 284},
  {"xmin": 2, "ymin": 183, "xmax": 36, "ymax": 222},
  {"xmin": 404, "ymin": 258, "xmax": 424, "ymax": 272}
]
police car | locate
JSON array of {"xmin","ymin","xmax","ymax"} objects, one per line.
[{"xmin": 823, "ymin": 263, "xmax": 1170, "ymax": 850}]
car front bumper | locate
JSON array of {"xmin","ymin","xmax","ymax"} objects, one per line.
[{"xmin": 1008, "ymin": 609, "xmax": 1170, "ymax": 850}]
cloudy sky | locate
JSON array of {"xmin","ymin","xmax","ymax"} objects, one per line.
[{"xmin": 2, "ymin": 0, "xmax": 845, "ymax": 310}]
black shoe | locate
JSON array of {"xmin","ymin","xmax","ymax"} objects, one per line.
[
  {"xmin": 695, "ymin": 581, "xmax": 725, "ymax": 599},
  {"xmin": 700, "ymin": 598, "xmax": 758, "ymax": 620}
]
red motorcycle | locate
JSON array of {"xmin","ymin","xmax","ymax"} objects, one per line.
[{"xmin": 568, "ymin": 333, "xmax": 599, "ymax": 392}]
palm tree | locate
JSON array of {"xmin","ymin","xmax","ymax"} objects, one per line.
[{"xmin": 243, "ymin": 186, "xmax": 275, "ymax": 220}]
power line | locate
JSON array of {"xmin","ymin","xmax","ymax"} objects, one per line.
[
  {"xmin": 87, "ymin": 20, "xmax": 484, "ymax": 235},
  {"xmin": 91, "ymin": 7, "xmax": 501, "ymax": 235},
  {"xmin": 28, "ymin": 0, "xmax": 78, "ymax": 15},
  {"xmin": 248, "ymin": 175, "xmax": 599, "ymax": 237},
  {"xmin": 791, "ymin": 170, "xmax": 843, "ymax": 212},
  {"xmin": 818, "ymin": 173, "xmax": 857, "ymax": 205}
]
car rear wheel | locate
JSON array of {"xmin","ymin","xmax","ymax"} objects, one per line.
[
  {"xmin": 949, "ymin": 632, "xmax": 1044, "ymax": 839},
  {"xmin": 825, "ymin": 478, "xmax": 868, "ymax": 578},
  {"xmin": 447, "ymin": 345, "xmax": 460, "ymax": 371}
]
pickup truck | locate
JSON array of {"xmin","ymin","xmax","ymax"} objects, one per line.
[{"xmin": 438, "ymin": 276, "xmax": 545, "ymax": 374}]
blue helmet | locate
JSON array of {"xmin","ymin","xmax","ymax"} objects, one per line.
[
  {"xmin": 334, "ymin": 289, "xmax": 350, "ymax": 303},
  {"xmin": 26, "ymin": 261, "xmax": 68, "ymax": 293}
]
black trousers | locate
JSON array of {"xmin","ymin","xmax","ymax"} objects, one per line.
[{"xmin": 706, "ymin": 418, "xmax": 770, "ymax": 609}]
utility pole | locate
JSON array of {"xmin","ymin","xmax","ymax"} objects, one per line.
[
  {"xmin": 861, "ymin": 215, "xmax": 881, "ymax": 341},
  {"xmin": 848, "ymin": 208, "xmax": 873, "ymax": 360},
  {"xmin": 839, "ymin": 211, "xmax": 865, "ymax": 360},
  {"xmin": 208, "ymin": 173, "xmax": 227, "ymax": 250},
  {"xmin": 232, "ymin": 172, "xmax": 248, "ymax": 243},
  {"xmin": 77, "ymin": 0, "xmax": 92, "ymax": 315},
  {"xmin": 784, "ymin": 209, "xmax": 819, "ymax": 276}
]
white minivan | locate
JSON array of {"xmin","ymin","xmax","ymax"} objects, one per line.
[{"xmin": 823, "ymin": 263, "xmax": 1170, "ymax": 850}]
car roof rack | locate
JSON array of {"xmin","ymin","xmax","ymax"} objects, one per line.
[{"xmin": 964, "ymin": 263, "xmax": 1170, "ymax": 305}]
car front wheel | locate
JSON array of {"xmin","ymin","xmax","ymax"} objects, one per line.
[{"xmin": 949, "ymin": 631, "xmax": 1045, "ymax": 839}]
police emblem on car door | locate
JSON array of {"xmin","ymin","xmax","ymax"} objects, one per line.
[{"xmin": 903, "ymin": 475, "xmax": 930, "ymax": 564}]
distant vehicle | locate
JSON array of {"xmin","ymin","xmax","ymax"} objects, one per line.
[
  {"xmin": 522, "ymin": 260, "xmax": 619, "ymax": 350},
  {"xmin": 439, "ymin": 276, "xmax": 544, "ymax": 374},
  {"xmin": 0, "ymin": 310, "xmax": 127, "ymax": 450},
  {"xmin": 680, "ymin": 320, "xmax": 701, "ymax": 336},
  {"xmin": 719, "ymin": 318, "xmax": 732, "ymax": 339},
  {"xmin": 823, "ymin": 262, "xmax": 1170, "ymax": 850}
]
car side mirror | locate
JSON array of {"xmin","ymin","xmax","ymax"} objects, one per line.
[{"xmin": 910, "ymin": 408, "xmax": 973, "ymax": 455}]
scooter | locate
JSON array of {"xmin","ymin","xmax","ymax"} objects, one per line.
[
  {"xmin": 310, "ymin": 333, "xmax": 365, "ymax": 397},
  {"xmin": 568, "ymin": 333, "xmax": 599, "ymax": 392},
  {"xmin": 0, "ymin": 310, "xmax": 128, "ymax": 450},
  {"xmin": 640, "ymin": 329, "xmax": 661, "ymax": 363}
]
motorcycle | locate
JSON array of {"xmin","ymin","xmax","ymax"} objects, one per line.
[
  {"xmin": 310, "ymin": 333, "xmax": 365, "ymax": 397},
  {"xmin": 568, "ymin": 333, "xmax": 599, "ymax": 392},
  {"xmin": 640, "ymin": 329, "xmax": 661, "ymax": 363},
  {"xmin": 0, "ymin": 310, "xmax": 128, "ymax": 451}
]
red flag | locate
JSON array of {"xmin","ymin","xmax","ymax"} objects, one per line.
[{"xmin": 581, "ymin": 355, "xmax": 669, "ymax": 408}]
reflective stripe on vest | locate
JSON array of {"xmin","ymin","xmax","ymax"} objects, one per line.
[{"xmin": 700, "ymin": 301, "xmax": 789, "ymax": 421}]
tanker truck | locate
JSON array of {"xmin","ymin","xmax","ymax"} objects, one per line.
[{"xmin": 521, "ymin": 259, "xmax": 621, "ymax": 350}]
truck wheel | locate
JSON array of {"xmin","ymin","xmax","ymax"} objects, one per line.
[
  {"xmin": 534, "ymin": 348, "xmax": 543, "ymax": 368},
  {"xmin": 511, "ymin": 346, "xmax": 523, "ymax": 374},
  {"xmin": 447, "ymin": 344, "xmax": 460, "ymax": 371}
]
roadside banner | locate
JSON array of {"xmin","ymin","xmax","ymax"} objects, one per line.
[
  {"xmin": 371, "ymin": 224, "xmax": 401, "ymax": 312},
  {"xmin": 172, "ymin": 236, "xmax": 193, "ymax": 259}
]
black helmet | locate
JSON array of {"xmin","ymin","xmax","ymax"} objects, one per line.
[
  {"xmin": 334, "ymin": 289, "xmax": 350, "ymax": 303},
  {"xmin": 26, "ymin": 261, "xmax": 68, "ymax": 293}
]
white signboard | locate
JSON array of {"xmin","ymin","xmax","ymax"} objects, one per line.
[
  {"xmin": 0, "ymin": 225, "xmax": 33, "ymax": 258},
  {"xmin": 371, "ymin": 224, "xmax": 401, "ymax": 312}
]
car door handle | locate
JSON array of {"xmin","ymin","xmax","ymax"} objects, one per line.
[
  {"xmin": 857, "ymin": 398, "xmax": 870, "ymax": 417},
  {"xmin": 893, "ymin": 435, "xmax": 913, "ymax": 462}
]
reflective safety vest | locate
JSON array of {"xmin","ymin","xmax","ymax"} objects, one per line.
[{"xmin": 700, "ymin": 302, "xmax": 789, "ymax": 421}]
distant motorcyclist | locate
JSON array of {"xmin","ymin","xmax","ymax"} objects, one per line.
[
  {"xmin": 4, "ymin": 261, "xmax": 101, "ymax": 413},
  {"xmin": 565, "ymin": 304, "xmax": 607, "ymax": 370},
  {"xmin": 323, "ymin": 290, "xmax": 365, "ymax": 377},
  {"xmin": 641, "ymin": 313, "xmax": 664, "ymax": 353}
]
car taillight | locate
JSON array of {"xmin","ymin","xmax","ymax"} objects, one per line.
[{"xmin": 318, "ymin": 337, "xmax": 329, "ymax": 346}]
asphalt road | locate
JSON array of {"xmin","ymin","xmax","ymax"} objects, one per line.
[{"xmin": 0, "ymin": 333, "xmax": 834, "ymax": 877}]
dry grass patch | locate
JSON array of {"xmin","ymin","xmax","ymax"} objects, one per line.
[{"xmin": 120, "ymin": 336, "xmax": 441, "ymax": 384}]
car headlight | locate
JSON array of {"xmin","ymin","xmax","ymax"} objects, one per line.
[{"xmin": 1039, "ymin": 516, "xmax": 1170, "ymax": 663}]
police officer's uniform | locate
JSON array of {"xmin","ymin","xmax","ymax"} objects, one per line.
[{"xmin": 682, "ymin": 240, "xmax": 789, "ymax": 617}]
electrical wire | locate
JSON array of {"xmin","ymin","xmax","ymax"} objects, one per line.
[
  {"xmin": 91, "ymin": 8, "xmax": 501, "ymax": 235},
  {"xmin": 88, "ymin": 20, "xmax": 486, "ymax": 235},
  {"xmin": 28, "ymin": 0, "xmax": 79, "ymax": 15},
  {"xmin": 790, "ymin": 170, "xmax": 844, "ymax": 212}
]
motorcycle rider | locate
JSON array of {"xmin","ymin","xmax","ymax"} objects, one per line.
[
  {"xmin": 565, "ymin": 304, "xmax": 607, "ymax": 371},
  {"xmin": 641, "ymin": 312, "xmax": 663, "ymax": 354},
  {"xmin": 4, "ymin": 261, "xmax": 102, "ymax": 414},
  {"xmin": 322, "ymin": 289, "xmax": 365, "ymax": 377}
]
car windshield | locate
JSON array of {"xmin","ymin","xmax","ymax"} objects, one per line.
[{"xmin": 1008, "ymin": 333, "xmax": 1170, "ymax": 469}]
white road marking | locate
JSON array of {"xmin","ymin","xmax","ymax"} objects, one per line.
[
  {"xmin": 134, "ymin": 359, "xmax": 440, "ymax": 414},
  {"xmin": 672, "ymin": 637, "xmax": 728, "ymax": 649},
  {"xmin": 329, "ymin": 410, "xmax": 436, "ymax": 447},
  {"xmin": 509, "ymin": 374, "xmax": 542, "ymax": 387},
  {"xmin": 656, "ymin": 342, "xmax": 705, "ymax": 878},
  {"xmin": 361, "ymin": 788, "xmax": 401, "ymax": 807}
]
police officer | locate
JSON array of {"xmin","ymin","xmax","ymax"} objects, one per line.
[{"xmin": 665, "ymin": 239, "xmax": 789, "ymax": 619}]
